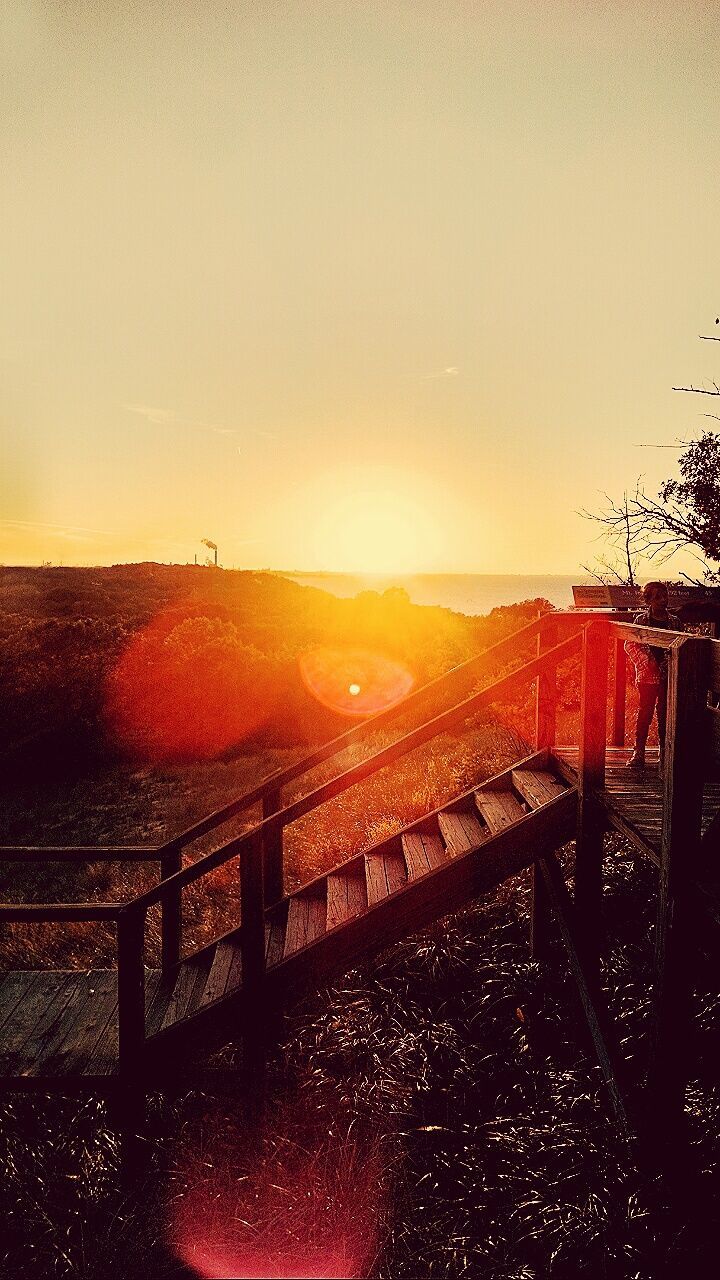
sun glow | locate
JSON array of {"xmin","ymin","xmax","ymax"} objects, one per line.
[{"xmin": 312, "ymin": 481, "xmax": 445, "ymax": 575}]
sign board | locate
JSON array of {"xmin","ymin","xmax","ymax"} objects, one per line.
[{"xmin": 572, "ymin": 584, "xmax": 720, "ymax": 613}]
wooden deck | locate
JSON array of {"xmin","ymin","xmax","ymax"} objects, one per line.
[{"xmin": 554, "ymin": 746, "xmax": 720, "ymax": 864}]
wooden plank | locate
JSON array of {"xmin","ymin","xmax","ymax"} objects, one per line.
[
  {"xmin": 535, "ymin": 617, "xmax": 558, "ymax": 750},
  {"xmin": 608, "ymin": 621, "xmax": 681, "ymax": 649},
  {"xmin": 365, "ymin": 849, "xmax": 407, "ymax": 904},
  {"xmin": 284, "ymin": 891, "xmax": 326, "ymax": 957},
  {"xmin": 265, "ymin": 916, "xmax": 286, "ymax": 969},
  {"xmin": 23, "ymin": 972, "xmax": 95, "ymax": 1076},
  {"xmin": 84, "ymin": 970, "xmax": 162, "ymax": 1077},
  {"xmin": 27, "ymin": 971, "xmax": 117, "ymax": 1078},
  {"xmin": 0, "ymin": 971, "xmax": 44, "ymax": 1038},
  {"xmin": 0, "ymin": 973, "xmax": 78, "ymax": 1077},
  {"xmin": 512, "ymin": 769, "xmax": 566, "ymax": 809},
  {"xmin": 198, "ymin": 940, "xmax": 236, "ymax": 1009},
  {"xmin": 160, "ymin": 957, "xmax": 212, "ymax": 1031},
  {"xmin": 437, "ymin": 811, "xmax": 486, "ymax": 855},
  {"xmin": 145, "ymin": 975, "xmax": 174, "ymax": 1038},
  {"xmin": 612, "ymin": 636, "xmax": 627, "ymax": 747},
  {"xmin": 0, "ymin": 847, "xmax": 159, "ymax": 863},
  {"xmin": 538, "ymin": 853, "xmax": 628, "ymax": 1128},
  {"xmin": 225, "ymin": 943, "xmax": 244, "ymax": 997},
  {"xmin": 650, "ymin": 637, "xmax": 709, "ymax": 1120},
  {"xmin": 475, "ymin": 789, "xmax": 526, "ymax": 832},
  {"xmin": 575, "ymin": 620, "xmax": 609, "ymax": 987},
  {"xmin": 402, "ymin": 833, "xmax": 446, "ymax": 879},
  {"xmin": 326, "ymin": 870, "xmax": 368, "ymax": 931}
]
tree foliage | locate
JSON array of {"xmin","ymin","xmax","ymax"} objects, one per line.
[{"xmin": 584, "ymin": 432, "xmax": 720, "ymax": 584}]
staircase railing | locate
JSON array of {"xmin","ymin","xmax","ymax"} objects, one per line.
[
  {"xmin": 0, "ymin": 609, "xmax": 596, "ymax": 975},
  {"xmin": 111, "ymin": 625, "xmax": 585, "ymax": 1070}
]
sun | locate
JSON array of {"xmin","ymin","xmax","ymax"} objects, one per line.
[{"xmin": 314, "ymin": 483, "xmax": 444, "ymax": 575}]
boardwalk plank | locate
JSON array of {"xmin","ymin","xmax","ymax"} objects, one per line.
[
  {"xmin": 28, "ymin": 971, "xmax": 117, "ymax": 1078},
  {"xmin": 0, "ymin": 974, "xmax": 77, "ymax": 1076}
]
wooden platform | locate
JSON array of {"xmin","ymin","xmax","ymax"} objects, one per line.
[{"xmin": 553, "ymin": 746, "xmax": 720, "ymax": 863}]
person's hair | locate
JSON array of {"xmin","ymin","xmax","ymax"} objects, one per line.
[{"xmin": 642, "ymin": 580, "xmax": 668, "ymax": 600}]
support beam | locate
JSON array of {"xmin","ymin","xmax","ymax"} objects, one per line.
[
  {"xmin": 262, "ymin": 791, "xmax": 284, "ymax": 906},
  {"xmin": 612, "ymin": 635, "xmax": 627, "ymax": 748},
  {"xmin": 538, "ymin": 852, "xmax": 628, "ymax": 1129},
  {"xmin": 531, "ymin": 618, "xmax": 558, "ymax": 959},
  {"xmin": 160, "ymin": 841, "xmax": 182, "ymax": 975},
  {"xmin": 575, "ymin": 621, "xmax": 609, "ymax": 987},
  {"xmin": 649, "ymin": 637, "xmax": 709, "ymax": 1126}
]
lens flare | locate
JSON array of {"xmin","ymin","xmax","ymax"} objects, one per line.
[
  {"xmin": 298, "ymin": 647, "xmax": 414, "ymax": 717},
  {"xmin": 105, "ymin": 606, "xmax": 274, "ymax": 761},
  {"xmin": 168, "ymin": 1103, "xmax": 388, "ymax": 1280}
]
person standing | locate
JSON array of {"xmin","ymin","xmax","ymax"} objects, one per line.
[{"xmin": 624, "ymin": 581, "xmax": 683, "ymax": 771}]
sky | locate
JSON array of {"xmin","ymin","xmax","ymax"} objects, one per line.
[{"xmin": 2, "ymin": 0, "xmax": 720, "ymax": 576}]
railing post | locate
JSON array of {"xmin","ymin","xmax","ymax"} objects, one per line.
[
  {"xmin": 535, "ymin": 615, "xmax": 558, "ymax": 752},
  {"xmin": 532, "ymin": 616, "xmax": 558, "ymax": 958},
  {"xmin": 117, "ymin": 907, "xmax": 146, "ymax": 1077},
  {"xmin": 160, "ymin": 841, "xmax": 182, "ymax": 976},
  {"xmin": 649, "ymin": 637, "xmax": 708, "ymax": 1128},
  {"xmin": 575, "ymin": 620, "xmax": 609, "ymax": 987},
  {"xmin": 262, "ymin": 790, "xmax": 284, "ymax": 906},
  {"xmin": 611, "ymin": 634, "xmax": 627, "ymax": 748},
  {"xmin": 240, "ymin": 831, "xmax": 266, "ymax": 993}
]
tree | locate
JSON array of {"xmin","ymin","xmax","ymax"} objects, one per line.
[{"xmin": 583, "ymin": 326, "xmax": 720, "ymax": 583}]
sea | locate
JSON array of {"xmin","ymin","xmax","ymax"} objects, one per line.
[{"xmin": 281, "ymin": 573, "xmax": 581, "ymax": 617}]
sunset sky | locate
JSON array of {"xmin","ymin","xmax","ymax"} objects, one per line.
[{"xmin": 2, "ymin": 1, "xmax": 719, "ymax": 575}]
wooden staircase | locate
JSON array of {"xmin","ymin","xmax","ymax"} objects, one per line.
[
  {"xmin": 3, "ymin": 605, "xmax": 718, "ymax": 1127},
  {"xmin": 138, "ymin": 754, "xmax": 576, "ymax": 1072}
]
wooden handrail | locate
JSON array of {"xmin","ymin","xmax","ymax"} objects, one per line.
[
  {"xmin": 0, "ymin": 847, "xmax": 160, "ymax": 863},
  {"xmin": 122, "ymin": 627, "xmax": 584, "ymax": 917},
  {"xmin": 608, "ymin": 621, "xmax": 687, "ymax": 649},
  {"xmin": 0, "ymin": 903, "xmax": 123, "ymax": 921},
  {"xmin": 149, "ymin": 609, "xmax": 595, "ymax": 858}
]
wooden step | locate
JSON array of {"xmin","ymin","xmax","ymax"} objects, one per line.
[
  {"xmin": 474, "ymin": 788, "xmax": 526, "ymax": 833},
  {"xmin": 326, "ymin": 867, "xmax": 368, "ymax": 931},
  {"xmin": 197, "ymin": 938, "xmax": 242, "ymax": 1010},
  {"xmin": 160, "ymin": 954, "xmax": 214, "ymax": 1031},
  {"xmin": 437, "ymin": 810, "xmax": 487, "ymax": 855},
  {"xmin": 401, "ymin": 831, "xmax": 448, "ymax": 880},
  {"xmin": 284, "ymin": 890, "xmax": 327, "ymax": 958},
  {"xmin": 512, "ymin": 768, "xmax": 566, "ymax": 810},
  {"xmin": 365, "ymin": 848, "xmax": 407, "ymax": 905},
  {"xmin": 265, "ymin": 912, "xmax": 287, "ymax": 969}
]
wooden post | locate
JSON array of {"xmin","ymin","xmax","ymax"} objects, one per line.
[
  {"xmin": 117, "ymin": 908, "xmax": 146, "ymax": 1077},
  {"xmin": 575, "ymin": 621, "xmax": 609, "ymax": 987},
  {"xmin": 535, "ymin": 616, "xmax": 558, "ymax": 751},
  {"xmin": 531, "ymin": 617, "xmax": 557, "ymax": 958},
  {"xmin": 160, "ymin": 841, "xmax": 182, "ymax": 976},
  {"xmin": 240, "ymin": 831, "xmax": 266, "ymax": 993},
  {"xmin": 240, "ymin": 832, "xmax": 268, "ymax": 1101},
  {"xmin": 649, "ymin": 637, "xmax": 708, "ymax": 1127},
  {"xmin": 611, "ymin": 635, "xmax": 627, "ymax": 748},
  {"xmin": 262, "ymin": 790, "xmax": 284, "ymax": 906}
]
